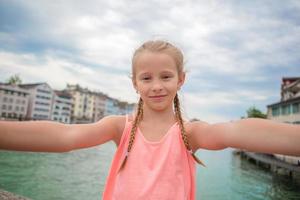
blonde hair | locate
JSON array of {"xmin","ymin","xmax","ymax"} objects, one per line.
[{"xmin": 119, "ymin": 40, "xmax": 205, "ymax": 172}]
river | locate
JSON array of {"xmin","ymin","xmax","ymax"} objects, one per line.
[{"xmin": 0, "ymin": 142, "xmax": 299, "ymax": 200}]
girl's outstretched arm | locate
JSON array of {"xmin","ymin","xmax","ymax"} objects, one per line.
[
  {"xmin": 0, "ymin": 115, "xmax": 123, "ymax": 153},
  {"xmin": 191, "ymin": 118, "xmax": 300, "ymax": 156}
]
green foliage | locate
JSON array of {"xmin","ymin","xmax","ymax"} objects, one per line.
[
  {"xmin": 6, "ymin": 74, "xmax": 22, "ymax": 84},
  {"xmin": 246, "ymin": 106, "xmax": 267, "ymax": 119}
]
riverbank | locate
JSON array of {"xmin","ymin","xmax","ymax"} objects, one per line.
[
  {"xmin": 0, "ymin": 189, "xmax": 31, "ymax": 200},
  {"xmin": 233, "ymin": 150, "xmax": 300, "ymax": 178}
]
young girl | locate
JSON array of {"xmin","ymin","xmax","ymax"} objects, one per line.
[{"xmin": 0, "ymin": 40, "xmax": 300, "ymax": 200}]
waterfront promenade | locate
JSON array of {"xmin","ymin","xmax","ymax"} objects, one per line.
[{"xmin": 234, "ymin": 150, "xmax": 300, "ymax": 177}]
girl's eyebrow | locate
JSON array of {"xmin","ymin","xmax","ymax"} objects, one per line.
[
  {"xmin": 138, "ymin": 72, "xmax": 151, "ymax": 77},
  {"xmin": 137, "ymin": 70, "xmax": 175, "ymax": 76},
  {"xmin": 161, "ymin": 70, "xmax": 174, "ymax": 73}
]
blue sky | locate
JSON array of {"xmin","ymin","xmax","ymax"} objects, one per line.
[{"xmin": 0, "ymin": 0, "xmax": 299, "ymax": 123}]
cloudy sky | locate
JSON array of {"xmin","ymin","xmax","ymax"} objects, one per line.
[{"xmin": 0, "ymin": 0, "xmax": 299, "ymax": 123}]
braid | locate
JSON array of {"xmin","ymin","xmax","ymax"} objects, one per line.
[
  {"xmin": 118, "ymin": 98, "xmax": 143, "ymax": 172},
  {"xmin": 174, "ymin": 93, "xmax": 206, "ymax": 167}
]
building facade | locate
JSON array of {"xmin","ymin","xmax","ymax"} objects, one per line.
[
  {"xmin": 117, "ymin": 101, "xmax": 135, "ymax": 115},
  {"xmin": 267, "ymin": 77, "xmax": 300, "ymax": 124},
  {"xmin": 19, "ymin": 83, "xmax": 54, "ymax": 120},
  {"xmin": 93, "ymin": 92, "xmax": 106, "ymax": 122},
  {"xmin": 104, "ymin": 97, "xmax": 119, "ymax": 116},
  {"xmin": 51, "ymin": 90, "xmax": 72, "ymax": 124},
  {"xmin": 66, "ymin": 84, "xmax": 95, "ymax": 123},
  {"xmin": 0, "ymin": 83, "xmax": 30, "ymax": 120}
]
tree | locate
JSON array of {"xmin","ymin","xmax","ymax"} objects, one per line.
[
  {"xmin": 6, "ymin": 74, "xmax": 22, "ymax": 85},
  {"xmin": 246, "ymin": 106, "xmax": 267, "ymax": 119}
]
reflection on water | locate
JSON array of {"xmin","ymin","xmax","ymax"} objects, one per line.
[
  {"xmin": 196, "ymin": 148, "xmax": 300, "ymax": 200},
  {"xmin": 236, "ymin": 156, "xmax": 300, "ymax": 200},
  {"xmin": 0, "ymin": 145, "xmax": 299, "ymax": 200}
]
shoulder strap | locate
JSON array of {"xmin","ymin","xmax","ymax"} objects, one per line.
[
  {"xmin": 125, "ymin": 114, "xmax": 129, "ymax": 124},
  {"xmin": 119, "ymin": 115, "xmax": 132, "ymax": 147}
]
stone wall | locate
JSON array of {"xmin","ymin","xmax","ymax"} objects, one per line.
[{"xmin": 0, "ymin": 189, "xmax": 31, "ymax": 200}]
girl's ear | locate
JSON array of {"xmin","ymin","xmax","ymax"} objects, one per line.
[{"xmin": 178, "ymin": 72, "xmax": 186, "ymax": 89}]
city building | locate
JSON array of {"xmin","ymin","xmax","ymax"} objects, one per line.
[
  {"xmin": 104, "ymin": 97, "xmax": 119, "ymax": 116},
  {"xmin": 117, "ymin": 101, "xmax": 135, "ymax": 115},
  {"xmin": 66, "ymin": 84, "xmax": 95, "ymax": 124},
  {"xmin": 1, "ymin": 81, "xmax": 135, "ymax": 124},
  {"xmin": 0, "ymin": 83, "xmax": 30, "ymax": 120},
  {"xmin": 93, "ymin": 92, "xmax": 107, "ymax": 122},
  {"xmin": 267, "ymin": 77, "xmax": 300, "ymax": 124},
  {"xmin": 51, "ymin": 90, "xmax": 72, "ymax": 124},
  {"xmin": 19, "ymin": 82, "xmax": 54, "ymax": 120}
]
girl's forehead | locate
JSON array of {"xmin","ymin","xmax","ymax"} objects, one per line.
[{"xmin": 135, "ymin": 52, "xmax": 177, "ymax": 72}]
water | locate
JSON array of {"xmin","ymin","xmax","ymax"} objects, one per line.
[
  {"xmin": 196, "ymin": 149, "xmax": 300, "ymax": 200},
  {"xmin": 0, "ymin": 144, "xmax": 299, "ymax": 200}
]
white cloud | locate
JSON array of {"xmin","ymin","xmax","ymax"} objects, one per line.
[
  {"xmin": 0, "ymin": 51, "xmax": 137, "ymax": 103},
  {"xmin": 0, "ymin": 0, "xmax": 299, "ymax": 122}
]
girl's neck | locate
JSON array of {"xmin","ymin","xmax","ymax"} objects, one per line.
[{"xmin": 141, "ymin": 104, "xmax": 177, "ymax": 124}]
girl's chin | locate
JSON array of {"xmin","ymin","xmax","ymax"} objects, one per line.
[{"xmin": 147, "ymin": 103, "xmax": 171, "ymax": 112}]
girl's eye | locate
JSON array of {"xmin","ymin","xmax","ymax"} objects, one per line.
[
  {"xmin": 141, "ymin": 77, "xmax": 151, "ymax": 81},
  {"xmin": 162, "ymin": 75, "xmax": 172, "ymax": 79}
]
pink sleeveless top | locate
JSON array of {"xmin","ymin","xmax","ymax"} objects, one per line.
[{"xmin": 102, "ymin": 115, "xmax": 196, "ymax": 200}]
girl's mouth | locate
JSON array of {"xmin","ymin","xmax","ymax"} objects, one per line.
[
  {"xmin": 149, "ymin": 95, "xmax": 167, "ymax": 98},
  {"xmin": 149, "ymin": 95, "xmax": 167, "ymax": 101}
]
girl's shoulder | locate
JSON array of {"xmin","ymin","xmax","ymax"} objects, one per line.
[
  {"xmin": 111, "ymin": 114, "xmax": 134, "ymax": 146},
  {"xmin": 184, "ymin": 120, "xmax": 210, "ymax": 152},
  {"xmin": 184, "ymin": 120, "xmax": 209, "ymax": 135}
]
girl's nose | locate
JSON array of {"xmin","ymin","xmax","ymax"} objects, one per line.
[{"xmin": 152, "ymin": 80, "xmax": 163, "ymax": 92}]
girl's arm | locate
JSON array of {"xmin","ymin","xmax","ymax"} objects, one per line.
[
  {"xmin": 190, "ymin": 118, "xmax": 300, "ymax": 156},
  {"xmin": 0, "ymin": 115, "xmax": 123, "ymax": 153}
]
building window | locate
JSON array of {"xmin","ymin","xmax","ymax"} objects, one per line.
[
  {"xmin": 272, "ymin": 107, "xmax": 280, "ymax": 116},
  {"xmin": 16, "ymin": 99, "xmax": 20, "ymax": 104},
  {"xmin": 9, "ymin": 98, "xmax": 13, "ymax": 103},
  {"xmin": 2, "ymin": 105, "xmax": 6, "ymax": 110},
  {"xmin": 21, "ymin": 107, "xmax": 24, "ymax": 111},
  {"xmin": 15, "ymin": 106, "xmax": 19, "ymax": 111},
  {"xmin": 34, "ymin": 107, "xmax": 50, "ymax": 112},
  {"xmin": 282, "ymin": 104, "xmax": 291, "ymax": 115},
  {"xmin": 37, "ymin": 89, "xmax": 51, "ymax": 94},
  {"xmin": 8, "ymin": 105, "xmax": 12, "ymax": 110},
  {"xmin": 292, "ymin": 103, "xmax": 299, "ymax": 114},
  {"xmin": 3, "ymin": 97, "xmax": 7, "ymax": 102}
]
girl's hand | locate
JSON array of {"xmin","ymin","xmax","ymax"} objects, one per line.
[
  {"xmin": 0, "ymin": 115, "xmax": 124, "ymax": 152},
  {"xmin": 189, "ymin": 118, "xmax": 300, "ymax": 156}
]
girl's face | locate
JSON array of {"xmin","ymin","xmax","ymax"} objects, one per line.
[{"xmin": 133, "ymin": 52, "xmax": 185, "ymax": 111}]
